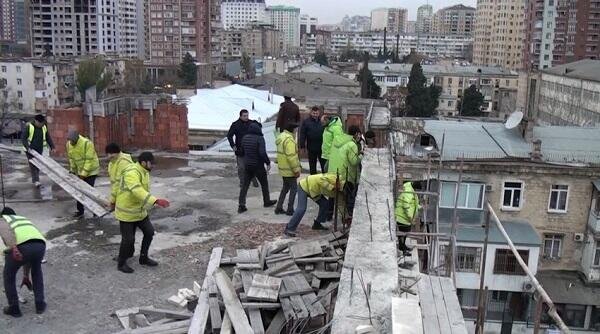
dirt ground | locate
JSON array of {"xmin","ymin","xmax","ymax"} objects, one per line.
[{"xmin": 0, "ymin": 151, "xmax": 326, "ymax": 334}]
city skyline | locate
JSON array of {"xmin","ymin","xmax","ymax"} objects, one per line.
[{"xmin": 265, "ymin": 0, "xmax": 477, "ymax": 23}]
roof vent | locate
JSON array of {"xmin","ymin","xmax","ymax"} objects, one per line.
[{"xmin": 530, "ymin": 139, "xmax": 543, "ymax": 161}]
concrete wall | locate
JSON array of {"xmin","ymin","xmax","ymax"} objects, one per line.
[{"xmin": 0, "ymin": 62, "xmax": 35, "ymax": 113}]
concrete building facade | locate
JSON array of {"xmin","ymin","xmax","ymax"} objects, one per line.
[
  {"xmin": 266, "ymin": 5, "xmax": 300, "ymax": 53},
  {"xmin": 473, "ymin": 0, "xmax": 526, "ymax": 70},
  {"xmin": 221, "ymin": 26, "xmax": 282, "ymax": 58},
  {"xmin": 432, "ymin": 4, "xmax": 476, "ymax": 37},
  {"xmin": 416, "ymin": 4, "xmax": 433, "ymax": 34},
  {"xmin": 220, "ymin": 0, "xmax": 265, "ymax": 30},
  {"xmin": 369, "ymin": 8, "xmax": 407, "ymax": 34}
]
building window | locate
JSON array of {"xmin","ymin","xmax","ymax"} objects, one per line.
[
  {"xmin": 456, "ymin": 246, "xmax": 482, "ymax": 273},
  {"xmin": 548, "ymin": 185, "xmax": 568, "ymax": 212},
  {"xmin": 440, "ymin": 182, "xmax": 485, "ymax": 210},
  {"xmin": 17, "ymin": 78, "xmax": 22, "ymax": 85},
  {"xmin": 594, "ymin": 240, "xmax": 600, "ymax": 267},
  {"xmin": 447, "ymin": 100, "xmax": 452, "ymax": 107},
  {"xmin": 16, "ymin": 66, "xmax": 21, "ymax": 73},
  {"xmin": 1, "ymin": 66, "xmax": 5, "ymax": 73},
  {"xmin": 502, "ymin": 181, "xmax": 523, "ymax": 210},
  {"xmin": 493, "ymin": 249, "xmax": 528, "ymax": 275},
  {"xmin": 543, "ymin": 234, "xmax": 562, "ymax": 259},
  {"xmin": 17, "ymin": 91, "xmax": 23, "ymax": 98}
]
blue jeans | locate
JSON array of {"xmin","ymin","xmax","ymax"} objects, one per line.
[
  {"xmin": 4, "ymin": 240, "xmax": 46, "ymax": 307},
  {"xmin": 285, "ymin": 188, "xmax": 329, "ymax": 232}
]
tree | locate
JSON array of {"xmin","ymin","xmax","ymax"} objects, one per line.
[
  {"xmin": 314, "ymin": 51, "xmax": 329, "ymax": 66},
  {"xmin": 357, "ymin": 53, "xmax": 381, "ymax": 99},
  {"xmin": 76, "ymin": 57, "xmax": 113, "ymax": 101},
  {"xmin": 459, "ymin": 84, "xmax": 484, "ymax": 116},
  {"xmin": 240, "ymin": 52, "xmax": 254, "ymax": 79},
  {"xmin": 0, "ymin": 87, "xmax": 19, "ymax": 141},
  {"xmin": 405, "ymin": 63, "xmax": 440, "ymax": 117},
  {"xmin": 178, "ymin": 53, "xmax": 197, "ymax": 87},
  {"xmin": 123, "ymin": 60, "xmax": 148, "ymax": 94}
]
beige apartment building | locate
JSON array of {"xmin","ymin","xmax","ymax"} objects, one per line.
[
  {"xmin": 432, "ymin": 4, "xmax": 476, "ymax": 37},
  {"xmin": 473, "ymin": 0, "xmax": 526, "ymax": 70},
  {"xmin": 221, "ymin": 26, "xmax": 282, "ymax": 58}
]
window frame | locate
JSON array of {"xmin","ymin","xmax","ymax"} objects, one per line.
[
  {"xmin": 456, "ymin": 246, "xmax": 482, "ymax": 273},
  {"xmin": 593, "ymin": 240, "xmax": 600, "ymax": 267},
  {"xmin": 547, "ymin": 184, "xmax": 569, "ymax": 213},
  {"xmin": 493, "ymin": 248, "xmax": 529, "ymax": 275},
  {"xmin": 501, "ymin": 180, "xmax": 524, "ymax": 211},
  {"xmin": 439, "ymin": 181, "xmax": 485, "ymax": 210},
  {"xmin": 543, "ymin": 233, "xmax": 563, "ymax": 260}
]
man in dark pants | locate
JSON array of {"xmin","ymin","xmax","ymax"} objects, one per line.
[
  {"xmin": 115, "ymin": 152, "xmax": 170, "ymax": 273},
  {"xmin": 22, "ymin": 114, "xmax": 55, "ymax": 187},
  {"xmin": 1, "ymin": 207, "xmax": 47, "ymax": 317},
  {"xmin": 275, "ymin": 95, "xmax": 300, "ymax": 133},
  {"xmin": 66, "ymin": 129, "xmax": 100, "ymax": 218},
  {"xmin": 299, "ymin": 106, "xmax": 326, "ymax": 175},
  {"xmin": 227, "ymin": 109, "xmax": 258, "ymax": 188},
  {"xmin": 238, "ymin": 123, "xmax": 277, "ymax": 213}
]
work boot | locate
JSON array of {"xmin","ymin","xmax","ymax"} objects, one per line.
[
  {"xmin": 263, "ymin": 200, "xmax": 277, "ymax": 208},
  {"xmin": 35, "ymin": 302, "xmax": 47, "ymax": 315},
  {"xmin": 72, "ymin": 211, "xmax": 84, "ymax": 219},
  {"xmin": 312, "ymin": 221, "xmax": 328, "ymax": 231},
  {"xmin": 3, "ymin": 305, "xmax": 22, "ymax": 318},
  {"xmin": 274, "ymin": 207, "xmax": 285, "ymax": 215},
  {"xmin": 238, "ymin": 205, "xmax": 247, "ymax": 213},
  {"xmin": 139, "ymin": 256, "xmax": 158, "ymax": 267},
  {"xmin": 118, "ymin": 260, "xmax": 134, "ymax": 274},
  {"xmin": 285, "ymin": 209, "xmax": 294, "ymax": 216},
  {"xmin": 283, "ymin": 229, "xmax": 297, "ymax": 237}
]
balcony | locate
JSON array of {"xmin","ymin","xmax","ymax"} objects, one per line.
[{"xmin": 589, "ymin": 210, "xmax": 600, "ymax": 234}]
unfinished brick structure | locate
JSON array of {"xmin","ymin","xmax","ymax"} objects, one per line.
[{"xmin": 47, "ymin": 103, "xmax": 189, "ymax": 156}]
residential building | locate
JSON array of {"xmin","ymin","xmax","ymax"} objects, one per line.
[
  {"xmin": 368, "ymin": 63, "xmax": 519, "ymax": 116},
  {"xmin": 299, "ymin": 14, "xmax": 317, "ymax": 36},
  {"xmin": 370, "ymin": 8, "xmax": 388, "ymax": 31},
  {"xmin": 432, "ymin": 4, "xmax": 476, "ymax": 37},
  {"xmin": 288, "ymin": 71, "xmax": 361, "ymax": 97},
  {"xmin": 221, "ymin": 25, "xmax": 282, "ymax": 58},
  {"xmin": 339, "ymin": 15, "xmax": 371, "ymax": 32},
  {"xmin": 0, "ymin": 0, "xmax": 30, "ymax": 55},
  {"xmin": 417, "ymin": 4, "xmax": 433, "ymax": 34},
  {"xmin": 523, "ymin": 0, "xmax": 600, "ymax": 71},
  {"xmin": 473, "ymin": 0, "xmax": 526, "ymax": 70},
  {"xmin": 220, "ymin": 0, "xmax": 266, "ymax": 30},
  {"xmin": 266, "ymin": 5, "xmax": 300, "ymax": 53},
  {"xmin": 369, "ymin": 8, "xmax": 407, "ymax": 34},
  {"xmin": 392, "ymin": 118, "xmax": 600, "ymax": 331},
  {"xmin": 197, "ymin": 0, "xmax": 223, "ymax": 64},
  {"xmin": 0, "ymin": 0, "xmax": 13, "ymax": 42},
  {"xmin": 406, "ymin": 20, "xmax": 416, "ymax": 34},
  {"xmin": 527, "ymin": 59, "xmax": 600, "ymax": 127}
]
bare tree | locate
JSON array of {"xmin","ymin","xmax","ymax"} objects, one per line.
[{"xmin": 0, "ymin": 87, "xmax": 20, "ymax": 142}]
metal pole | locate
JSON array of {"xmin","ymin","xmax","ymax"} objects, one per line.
[
  {"xmin": 0, "ymin": 155, "xmax": 5, "ymax": 209},
  {"xmin": 533, "ymin": 296, "xmax": 544, "ymax": 334},
  {"xmin": 486, "ymin": 202, "xmax": 571, "ymax": 333},
  {"xmin": 475, "ymin": 208, "xmax": 491, "ymax": 334},
  {"xmin": 433, "ymin": 132, "xmax": 445, "ymax": 274},
  {"xmin": 450, "ymin": 158, "xmax": 464, "ymax": 285}
]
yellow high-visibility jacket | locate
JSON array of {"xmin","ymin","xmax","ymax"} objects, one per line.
[
  {"xmin": 66, "ymin": 135, "xmax": 100, "ymax": 178},
  {"xmin": 327, "ymin": 134, "xmax": 362, "ymax": 184},
  {"xmin": 299, "ymin": 173, "xmax": 344, "ymax": 200},
  {"xmin": 1, "ymin": 215, "xmax": 45, "ymax": 251},
  {"xmin": 395, "ymin": 182, "xmax": 421, "ymax": 226},
  {"xmin": 115, "ymin": 163, "xmax": 157, "ymax": 222},
  {"xmin": 108, "ymin": 152, "xmax": 133, "ymax": 204},
  {"xmin": 276, "ymin": 130, "xmax": 301, "ymax": 177},
  {"xmin": 321, "ymin": 117, "xmax": 343, "ymax": 160}
]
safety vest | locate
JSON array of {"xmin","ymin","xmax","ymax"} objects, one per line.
[
  {"xmin": 321, "ymin": 117, "xmax": 344, "ymax": 160},
  {"xmin": 108, "ymin": 152, "xmax": 133, "ymax": 203},
  {"xmin": 23, "ymin": 123, "xmax": 48, "ymax": 151},
  {"xmin": 276, "ymin": 130, "xmax": 301, "ymax": 177},
  {"xmin": 327, "ymin": 133, "xmax": 362, "ymax": 184},
  {"xmin": 395, "ymin": 182, "xmax": 421, "ymax": 226},
  {"xmin": 115, "ymin": 163, "xmax": 157, "ymax": 222},
  {"xmin": 299, "ymin": 173, "xmax": 344, "ymax": 200},
  {"xmin": 2, "ymin": 215, "xmax": 45, "ymax": 247},
  {"xmin": 66, "ymin": 135, "xmax": 100, "ymax": 178}
]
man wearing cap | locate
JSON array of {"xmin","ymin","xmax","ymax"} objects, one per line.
[
  {"xmin": 21, "ymin": 114, "xmax": 55, "ymax": 187},
  {"xmin": 275, "ymin": 95, "xmax": 300, "ymax": 133},
  {"xmin": 0, "ymin": 207, "xmax": 47, "ymax": 317},
  {"xmin": 66, "ymin": 129, "xmax": 100, "ymax": 218}
]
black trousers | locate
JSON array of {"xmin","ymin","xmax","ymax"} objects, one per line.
[
  {"xmin": 276, "ymin": 176, "xmax": 297, "ymax": 212},
  {"xmin": 26, "ymin": 152, "xmax": 40, "ymax": 183},
  {"xmin": 345, "ymin": 182, "xmax": 357, "ymax": 217},
  {"xmin": 3, "ymin": 240, "xmax": 46, "ymax": 307},
  {"xmin": 76, "ymin": 175, "xmax": 97, "ymax": 214},
  {"xmin": 118, "ymin": 217, "xmax": 155, "ymax": 263},
  {"xmin": 239, "ymin": 165, "xmax": 271, "ymax": 207},
  {"xmin": 308, "ymin": 150, "xmax": 326, "ymax": 175},
  {"xmin": 397, "ymin": 223, "xmax": 412, "ymax": 251}
]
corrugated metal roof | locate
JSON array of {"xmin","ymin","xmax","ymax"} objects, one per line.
[
  {"xmin": 533, "ymin": 126, "xmax": 600, "ymax": 164},
  {"xmin": 542, "ymin": 59, "xmax": 600, "ymax": 82},
  {"xmin": 537, "ymin": 270, "xmax": 600, "ymax": 306},
  {"xmin": 368, "ymin": 63, "xmax": 518, "ymax": 76},
  {"xmin": 440, "ymin": 220, "xmax": 542, "ymax": 247}
]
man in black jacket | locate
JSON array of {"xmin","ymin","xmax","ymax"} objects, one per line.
[
  {"xmin": 275, "ymin": 96, "xmax": 300, "ymax": 133},
  {"xmin": 299, "ymin": 106, "xmax": 326, "ymax": 174},
  {"xmin": 22, "ymin": 114, "xmax": 55, "ymax": 187},
  {"xmin": 237, "ymin": 123, "xmax": 277, "ymax": 213},
  {"xmin": 227, "ymin": 109, "xmax": 258, "ymax": 188}
]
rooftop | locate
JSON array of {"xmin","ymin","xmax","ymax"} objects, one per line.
[
  {"xmin": 368, "ymin": 63, "xmax": 518, "ymax": 77},
  {"xmin": 542, "ymin": 59, "xmax": 600, "ymax": 82},
  {"xmin": 289, "ymin": 62, "xmax": 337, "ymax": 74},
  {"xmin": 440, "ymin": 220, "xmax": 542, "ymax": 247},
  {"xmin": 241, "ymin": 73, "xmax": 353, "ymax": 98},
  {"xmin": 289, "ymin": 72, "xmax": 360, "ymax": 88},
  {"xmin": 537, "ymin": 270, "xmax": 600, "ymax": 306}
]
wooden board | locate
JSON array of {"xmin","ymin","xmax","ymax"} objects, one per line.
[
  {"xmin": 264, "ymin": 259, "xmax": 295, "ymax": 276},
  {"xmin": 430, "ymin": 276, "xmax": 452, "ymax": 334},
  {"xmin": 137, "ymin": 307, "xmax": 191, "ymax": 320},
  {"xmin": 213, "ymin": 268, "xmax": 253, "ymax": 334},
  {"xmin": 312, "ymin": 271, "xmax": 341, "ymax": 280},
  {"xmin": 287, "ymin": 274, "xmax": 326, "ymax": 317},
  {"xmin": 247, "ymin": 274, "xmax": 282, "ymax": 302},
  {"xmin": 238, "ymin": 269, "xmax": 264, "ymax": 334},
  {"xmin": 115, "ymin": 319, "xmax": 191, "ymax": 334},
  {"xmin": 279, "ymin": 297, "xmax": 296, "ymax": 321},
  {"xmin": 236, "ymin": 249, "xmax": 260, "ymax": 263},
  {"xmin": 188, "ymin": 247, "xmax": 223, "ymax": 334},
  {"xmin": 220, "ymin": 313, "xmax": 233, "ymax": 334},
  {"xmin": 289, "ymin": 241, "xmax": 323, "ymax": 259},
  {"xmin": 265, "ymin": 310, "xmax": 286, "ymax": 334},
  {"xmin": 439, "ymin": 278, "xmax": 469, "ymax": 334},
  {"xmin": 417, "ymin": 274, "xmax": 442, "ymax": 334}
]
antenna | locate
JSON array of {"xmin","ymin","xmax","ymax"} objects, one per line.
[{"xmin": 504, "ymin": 111, "xmax": 523, "ymax": 129}]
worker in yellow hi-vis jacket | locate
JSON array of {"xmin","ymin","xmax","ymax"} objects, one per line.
[{"xmin": 66, "ymin": 129, "xmax": 99, "ymax": 219}]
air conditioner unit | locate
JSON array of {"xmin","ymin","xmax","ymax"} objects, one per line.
[
  {"xmin": 522, "ymin": 281, "xmax": 535, "ymax": 293},
  {"xmin": 574, "ymin": 233, "xmax": 584, "ymax": 242},
  {"xmin": 485, "ymin": 184, "xmax": 493, "ymax": 192}
]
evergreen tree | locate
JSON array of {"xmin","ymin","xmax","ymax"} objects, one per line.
[
  {"xmin": 178, "ymin": 53, "xmax": 197, "ymax": 87},
  {"xmin": 240, "ymin": 52, "xmax": 253, "ymax": 78},
  {"xmin": 406, "ymin": 63, "xmax": 440, "ymax": 117},
  {"xmin": 358, "ymin": 63, "xmax": 381, "ymax": 99},
  {"xmin": 314, "ymin": 51, "xmax": 329, "ymax": 66},
  {"xmin": 459, "ymin": 84, "xmax": 484, "ymax": 116}
]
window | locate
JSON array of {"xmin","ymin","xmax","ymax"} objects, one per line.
[
  {"xmin": 548, "ymin": 185, "xmax": 568, "ymax": 212},
  {"xmin": 1, "ymin": 66, "xmax": 5, "ymax": 73},
  {"xmin": 440, "ymin": 182, "xmax": 485, "ymax": 210},
  {"xmin": 17, "ymin": 78, "xmax": 22, "ymax": 85},
  {"xmin": 456, "ymin": 247, "xmax": 482, "ymax": 273},
  {"xmin": 17, "ymin": 91, "xmax": 22, "ymax": 98},
  {"xmin": 447, "ymin": 100, "xmax": 452, "ymax": 107},
  {"xmin": 16, "ymin": 66, "xmax": 21, "ymax": 73},
  {"xmin": 543, "ymin": 234, "xmax": 562, "ymax": 259},
  {"xmin": 502, "ymin": 181, "xmax": 523, "ymax": 210},
  {"xmin": 493, "ymin": 249, "xmax": 528, "ymax": 275},
  {"xmin": 594, "ymin": 240, "xmax": 600, "ymax": 267}
]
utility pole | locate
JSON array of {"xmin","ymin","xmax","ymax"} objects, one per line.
[
  {"xmin": 533, "ymin": 296, "xmax": 544, "ymax": 334},
  {"xmin": 395, "ymin": 34, "xmax": 400, "ymax": 62},
  {"xmin": 383, "ymin": 27, "xmax": 387, "ymax": 58}
]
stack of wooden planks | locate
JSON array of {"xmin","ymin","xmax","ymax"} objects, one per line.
[
  {"xmin": 187, "ymin": 231, "xmax": 348, "ymax": 334},
  {"xmin": 112, "ymin": 306, "xmax": 193, "ymax": 334}
]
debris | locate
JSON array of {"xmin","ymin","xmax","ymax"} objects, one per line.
[{"xmin": 94, "ymin": 230, "xmax": 104, "ymax": 236}]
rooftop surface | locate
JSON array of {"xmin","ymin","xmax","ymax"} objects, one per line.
[
  {"xmin": 241, "ymin": 73, "xmax": 353, "ymax": 98},
  {"xmin": 537, "ymin": 270, "xmax": 600, "ymax": 306},
  {"xmin": 368, "ymin": 63, "xmax": 518, "ymax": 76},
  {"xmin": 542, "ymin": 59, "xmax": 600, "ymax": 82},
  {"xmin": 290, "ymin": 72, "xmax": 360, "ymax": 87},
  {"xmin": 440, "ymin": 220, "xmax": 542, "ymax": 247},
  {"xmin": 289, "ymin": 62, "xmax": 338, "ymax": 74}
]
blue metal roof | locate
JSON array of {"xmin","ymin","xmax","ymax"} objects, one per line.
[{"xmin": 440, "ymin": 220, "xmax": 542, "ymax": 247}]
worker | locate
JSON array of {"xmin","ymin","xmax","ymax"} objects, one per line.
[
  {"xmin": 283, "ymin": 173, "xmax": 344, "ymax": 237},
  {"xmin": 327, "ymin": 125, "xmax": 363, "ymax": 220},
  {"xmin": 274, "ymin": 122, "xmax": 301, "ymax": 216},
  {"xmin": 1, "ymin": 207, "xmax": 47, "ymax": 317},
  {"xmin": 320, "ymin": 115, "xmax": 344, "ymax": 165},
  {"xmin": 395, "ymin": 182, "xmax": 421, "ymax": 255},
  {"xmin": 227, "ymin": 109, "xmax": 259, "ymax": 188},
  {"xmin": 275, "ymin": 95, "xmax": 300, "ymax": 133},
  {"xmin": 21, "ymin": 114, "xmax": 55, "ymax": 187},
  {"xmin": 105, "ymin": 143, "xmax": 133, "ymax": 211},
  {"xmin": 66, "ymin": 129, "xmax": 100, "ymax": 218},
  {"xmin": 115, "ymin": 152, "xmax": 170, "ymax": 274},
  {"xmin": 299, "ymin": 106, "xmax": 326, "ymax": 175}
]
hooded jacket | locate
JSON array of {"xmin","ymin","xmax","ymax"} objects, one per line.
[
  {"xmin": 299, "ymin": 173, "xmax": 344, "ymax": 200},
  {"xmin": 395, "ymin": 182, "xmax": 421, "ymax": 226},
  {"xmin": 321, "ymin": 117, "xmax": 344, "ymax": 160},
  {"xmin": 276, "ymin": 130, "xmax": 301, "ymax": 177},
  {"xmin": 276, "ymin": 99, "xmax": 300, "ymax": 132},
  {"xmin": 66, "ymin": 135, "xmax": 100, "ymax": 178},
  {"xmin": 108, "ymin": 152, "xmax": 134, "ymax": 204},
  {"xmin": 327, "ymin": 134, "xmax": 361, "ymax": 184},
  {"xmin": 240, "ymin": 123, "xmax": 270, "ymax": 168}
]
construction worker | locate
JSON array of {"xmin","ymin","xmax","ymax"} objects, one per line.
[
  {"xmin": 105, "ymin": 143, "xmax": 133, "ymax": 211},
  {"xmin": 21, "ymin": 114, "xmax": 55, "ymax": 187},
  {"xmin": 283, "ymin": 173, "xmax": 344, "ymax": 237},
  {"xmin": 115, "ymin": 152, "xmax": 170, "ymax": 274},
  {"xmin": 0, "ymin": 207, "xmax": 47, "ymax": 317},
  {"xmin": 327, "ymin": 125, "xmax": 363, "ymax": 219},
  {"xmin": 320, "ymin": 115, "xmax": 344, "ymax": 164},
  {"xmin": 66, "ymin": 129, "xmax": 100, "ymax": 218},
  {"xmin": 395, "ymin": 182, "xmax": 421, "ymax": 255},
  {"xmin": 274, "ymin": 122, "xmax": 301, "ymax": 216}
]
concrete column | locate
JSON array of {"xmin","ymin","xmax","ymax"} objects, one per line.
[{"xmin": 584, "ymin": 304, "xmax": 592, "ymax": 330}]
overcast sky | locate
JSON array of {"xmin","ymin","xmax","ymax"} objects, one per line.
[{"xmin": 266, "ymin": 0, "xmax": 477, "ymax": 22}]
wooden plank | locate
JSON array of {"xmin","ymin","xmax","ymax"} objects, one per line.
[
  {"xmin": 188, "ymin": 247, "xmax": 223, "ymax": 334},
  {"xmin": 115, "ymin": 320, "xmax": 191, "ymax": 334},
  {"xmin": 239, "ymin": 269, "xmax": 265, "ymax": 334},
  {"xmin": 213, "ymin": 268, "xmax": 253, "ymax": 334},
  {"xmin": 430, "ymin": 276, "xmax": 452, "ymax": 334},
  {"xmin": 289, "ymin": 241, "xmax": 323, "ymax": 259},
  {"xmin": 288, "ymin": 274, "xmax": 326, "ymax": 317},
  {"xmin": 259, "ymin": 244, "xmax": 268, "ymax": 270},
  {"xmin": 267, "ymin": 242, "xmax": 290, "ymax": 255},
  {"xmin": 239, "ymin": 270, "xmax": 254, "ymax": 292},
  {"xmin": 236, "ymin": 263, "xmax": 263, "ymax": 270},
  {"xmin": 137, "ymin": 308, "xmax": 191, "ymax": 320},
  {"xmin": 273, "ymin": 267, "xmax": 302, "ymax": 278},
  {"xmin": 265, "ymin": 310, "xmax": 286, "ymax": 334},
  {"xmin": 220, "ymin": 313, "xmax": 233, "ymax": 334},
  {"xmin": 279, "ymin": 297, "xmax": 296, "ymax": 321},
  {"xmin": 248, "ymin": 309, "xmax": 265, "ymax": 334},
  {"xmin": 242, "ymin": 302, "xmax": 281, "ymax": 309},
  {"xmin": 417, "ymin": 275, "xmax": 441, "ymax": 334},
  {"xmin": 247, "ymin": 274, "xmax": 282, "ymax": 302},
  {"xmin": 134, "ymin": 314, "xmax": 150, "ymax": 328},
  {"xmin": 294, "ymin": 257, "xmax": 341, "ymax": 264},
  {"xmin": 439, "ymin": 278, "xmax": 468, "ymax": 334},
  {"xmin": 264, "ymin": 259, "xmax": 295, "ymax": 276},
  {"xmin": 311, "ymin": 277, "xmax": 321, "ymax": 290},
  {"xmin": 207, "ymin": 269, "xmax": 221, "ymax": 333},
  {"xmin": 236, "ymin": 249, "xmax": 260, "ymax": 263},
  {"xmin": 312, "ymin": 271, "xmax": 341, "ymax": 280}
]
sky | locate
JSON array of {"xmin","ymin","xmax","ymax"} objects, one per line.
[{"xmin": 266, "ymin": 0, "xmax": 477, "ymax": 23}]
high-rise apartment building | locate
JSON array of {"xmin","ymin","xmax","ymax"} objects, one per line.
[
  {"xmin": 299, "ymin": 14, "xmax": 317, "ymax": 35},
  {"xmin": 473, "ymin": 0, "xmax": 525, "ymax": 70},
  {"xmin": 221, "ymin": 0, "xmax": 265, "ymax": 30},
  {"xmin": 417, "ymin": 4, "xmax": 433, "ymax": 34},
  {"xmin": 370, "ymin": 8, "xmax": 407, "ymax": 34},
  {"xmin": 0, "ymin": 0, "xmax": 15, "ymax": 42},
  {"xmin": 266, "ymin": 5, "xmax": 300, "ymax": 52},
  {"xmin": 523, "ymin": 0, "xmax": 600, "ymax": 70},
  {"xmin": 221, "ymin": 24, "xmax": 282, "ymax": 58},
  {"xmin": 432, "ymin": 4, "xmax": 476, "ymax": 36}
]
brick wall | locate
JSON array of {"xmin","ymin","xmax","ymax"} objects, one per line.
[{"xmin": 47, "ymin": 103, "xmax": 189, "ymax": 156}]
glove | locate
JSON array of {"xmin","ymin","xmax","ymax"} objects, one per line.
[
  {"xmin": 11, "ymin": 246, "xmax": 23, "ymax": 262},
  {"xmin": 21, "ymin": 276, "xmax": 32, "ymax": 291},
  {"xmin": 294, "ymin": 171, "xmax": 301, "ymax": 178},
  {"xmin": 155, "ymin": 199, "xmax": 170, "ymax": 208}
]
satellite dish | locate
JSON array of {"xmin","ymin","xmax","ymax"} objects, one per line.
[{"xmin": 505, "ymin": 111, "xmax": 523, "ymax": 129}]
